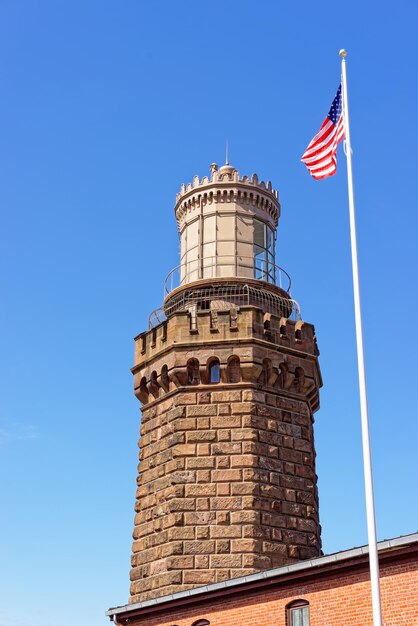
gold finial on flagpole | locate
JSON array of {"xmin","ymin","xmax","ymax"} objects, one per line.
[
  {"xmin": 339, "ymin": 49, "xmax": 347, "ymax": 58},
  {"xmin": 225, "ymin": 140, "xmax": 229, "ymax": 165}
]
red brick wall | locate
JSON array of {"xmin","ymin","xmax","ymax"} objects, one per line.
[{"xmin": 122, "ymin": 558, "xmax": 418, "ymax": 626}]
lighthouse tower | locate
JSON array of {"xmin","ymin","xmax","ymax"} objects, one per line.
[{"xmin": 130, "ymin": 162, "xmax": 322, "ymax": 603}]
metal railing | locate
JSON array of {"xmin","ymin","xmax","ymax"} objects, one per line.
[
  {"xmin": 148, "ymin": 283, "xmax": 301, "ymax": 329},
  {"xmin": 164, "ymin": 255, "xmax": 291, "ymax": 295}
]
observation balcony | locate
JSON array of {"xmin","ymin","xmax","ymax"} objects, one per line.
[
  {"xmin": 164, "ymin": 256, "xmax": 292, "ymax": 295},
  {"xmin": 147, "ymin": 256, "xmax": 299, "ymax": 329}
]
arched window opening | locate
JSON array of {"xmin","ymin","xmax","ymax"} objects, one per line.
[
  {"xmin": 161, "ymin": 364, "xmax": 170, "ymax": 392},
  {"xmin": 187, "ymin": 359, "xmax": 200, "ymax": 385},
  {"xmin": 286, "ymin": 600, "xmax": 309, "ymax": 626},
  {"xmin": 262, "ymin": 358, "xmax": 272, "ymax": 386},
  {"xmin": 294, "ymin": 367, "xmax": 305, "ymax": 392},
  {"xmin": 279, "ymin": 362, "xmax": 287, "ymax": 388},
  {"xmin": 227, "ymin": 356, "xmax": 241, "ymax": 383},
  {"xmin": 208, "ymin": 359, "xmax": 220, "ymax": 384},
  {"xmin": 149, "ymin": 371, "xmax": 159, "ymax": 398},
  {"xmin": 138, "ymin": 376, "xmax": 149, "ymax": 404},
  {"xmin": 191, "ymin": 620, "xmax": 210, "ymax": 626}
]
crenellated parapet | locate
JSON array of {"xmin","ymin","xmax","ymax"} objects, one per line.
[
  {"xmin": 174, "ymin": 163, "xmax": 280, "ymax": 228},
  {"xmin": 132, "ymin": 307, "xmax": 321, "ymax": 416}
]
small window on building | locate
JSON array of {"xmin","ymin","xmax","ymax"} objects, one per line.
[
  {"xmin": 287, "ymin": 600, "xmax": 309, "ymax": 626},
  {"xmin": 293, "ymin": 366, "xmax": 304, "ymax": 393},
  {"xmin": 161, "ymin": 364, "xmax": 170, "ymax": 391},
  {"xmin": 279, "ymin": 362, "xmax": 288, "ymax": 388},
  {"xmin": 262, "ymin": 358, "xmax": 272, "ymax": 386},
  {"xmin": 138, "ymin": 377, "xmax": 149, "ymax": 404},
  {"xmin": 187, "ymin": 358, "xmax": 200, "ymax": 385},
  {"xmin": 227, "ymin": 356, "xmax": 240, "ymax": 383},
  {"xmin": 208, "ymin": 359, "xmax": 220, "ymax": 384},
  {"xmin": 149, "ymin": 371, "xmax": 159, "ymax": 398},
  {"xmin": 191, "ymin": 620, "xmax": 210, "ymax": 626}
]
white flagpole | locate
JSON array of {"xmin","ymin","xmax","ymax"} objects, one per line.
[{"xmin": 339, "ymin": 49, "xmax": 383, "ymax": 626}]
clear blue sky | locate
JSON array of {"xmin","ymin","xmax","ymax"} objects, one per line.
[{"xmin": 1, "ymin": 2, "xmax": 417, "ymax": 625}]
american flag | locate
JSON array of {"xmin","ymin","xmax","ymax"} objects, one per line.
[{"xmin": 301, "ymin": 84, "xmax": 345, "ymax": 180}]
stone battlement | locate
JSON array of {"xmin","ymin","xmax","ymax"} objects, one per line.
[
  {"xmin": 135, "ymin": 307, "xmax": 317, "ymax": 365},
  {"xmin": 174, "ymin": 164, "xmax": 280, "ymax": 227},
  {"xmin": 133, "ymin": 307, "xmax": 321, "ymax": 416}
]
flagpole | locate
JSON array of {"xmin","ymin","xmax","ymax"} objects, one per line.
[{"xmin": 339, "ymin": 49, "xmax": 383, "ymax": 626}]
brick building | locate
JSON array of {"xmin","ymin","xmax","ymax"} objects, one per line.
[
  {"xmin": 107, "ymin": 533, "xmax": 418, "ymax": 626},
  {"xmin": 106, "ymin": 163, "xmax": 418, "ymax": 625}
]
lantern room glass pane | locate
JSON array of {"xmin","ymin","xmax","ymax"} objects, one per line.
[
  {"xmin": 186, "ymin": 219, "xmax": 200, "ymax": 282},
  {"xmin": 267, "ymin": 226, "xmax": 274, "ymax": 255},
  {"xmin": 203, "ymin": 215, "xmax": 216, "ymax": 243},
  {"xmin": 253, "ymin": 220, "xmax": 275, "ymax": 284},
  {"xmin": 180, "ymin": 229, "xmax": 187, "ymax": 283},
  {"xmin": 254, "ymin": 219, "xmax": 265, "ymax": 247}
]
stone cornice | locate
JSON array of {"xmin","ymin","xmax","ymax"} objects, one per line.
[{"xmin": 174, "ymin": 166, "xmax": 281, "ymax": 228}]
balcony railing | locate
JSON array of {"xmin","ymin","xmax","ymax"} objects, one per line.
[{"xmin": 164, "ymin": 255, "xmax": 291, "ymax": 295}]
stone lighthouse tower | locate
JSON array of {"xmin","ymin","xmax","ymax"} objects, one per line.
[{"xmin": 130, "ymin": 162, "xmax": 322, "ymax": 603}]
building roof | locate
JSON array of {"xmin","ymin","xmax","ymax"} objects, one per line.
[{"xmin": 106, "ymin": 531, "xmax": 418, "ymax": 620}]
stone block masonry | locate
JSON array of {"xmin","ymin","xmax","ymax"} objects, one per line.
[{"xmin": 129, "ymin": 306, "xmax": 322, "ymax": 602}]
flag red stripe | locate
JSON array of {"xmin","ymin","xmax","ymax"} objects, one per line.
[
  {"xmin": 302, "ymin": 132, "xmax": 339, "ymax": 163},
  {"xmin": 302, "ymin": 118, "xmax": 344, "ymax": 161},
  {"xmin": 301, "ymin": 100, "xmax": 345, "ymax": 180},
  {"xmin": 302, "ymin": 125, "xmax": 335, "ymax": 157}
]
